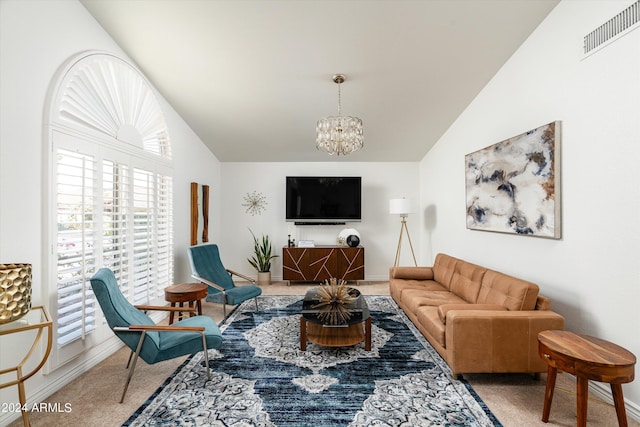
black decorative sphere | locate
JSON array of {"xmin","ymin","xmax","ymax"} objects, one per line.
[{"xmin": 346, "ymin": 235, "xmax": 360, "ymax": 247}]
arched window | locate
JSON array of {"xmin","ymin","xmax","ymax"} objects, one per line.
[{"xmin": 46, "ymin": 52, "xmax": 173, "ymax": 366}]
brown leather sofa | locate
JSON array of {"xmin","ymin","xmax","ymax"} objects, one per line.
[{"xmin": 390, "ymin": 253, "xmax": 564, "ymax": 377}]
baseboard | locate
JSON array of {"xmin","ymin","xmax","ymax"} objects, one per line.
[
  {"xmin": 362, "ymin": 274, "xmax": 389, "ymax": 281},
  {"xmin": 560, "ymin": 373, "xmax": 640, "ymax": 423},
  {"xmin": 271, "ymin": 274, "xmax": 390, "ymax": 282},
  {"xmin": 0, "ymin": 337, "xmax": 125, "ymax": 426},
  {"xmin": 588, "ymin": 379, "xmax": 640, "ymax": 423}
]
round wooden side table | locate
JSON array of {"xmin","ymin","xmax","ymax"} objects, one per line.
[
  {"xmin": 164, "ymin": 283, "xmax": 208, "ymax": 324},
  {"xmin": 538, "ymin": 330, "xmax": 636, "ymax": 427}
]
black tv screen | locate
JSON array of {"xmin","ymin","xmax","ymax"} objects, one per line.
[{"xmin": 286, "ymin": 176, "xmax": 361, "ymax": 223}]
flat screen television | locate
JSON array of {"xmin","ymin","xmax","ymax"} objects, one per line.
[{"xmin": 286, "ymin": 176, "xmax": 361, "ymax": 224}]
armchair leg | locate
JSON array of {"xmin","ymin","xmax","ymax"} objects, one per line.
[
  {"xmin": 121, "ymin": 331, "xmax": 146, "ymax": 403},
  {"xmin": 125, "ymin": 349, "xmax": 134, "ymax": 369},
  {"xmin": 254, "ymin": 297, "xmax": 259, "ymax": 311},
  {"xmin": 202, "ymin": 332, "xmax": 211, "ymax": 380},
  {"xmin": 223, "ymin": 292, "xmax": 228, "ymax": 318}
]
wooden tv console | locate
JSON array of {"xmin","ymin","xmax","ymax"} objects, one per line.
[{"xmin": 282, "ymin": 245, "xmax": 364, "ymax": 284}]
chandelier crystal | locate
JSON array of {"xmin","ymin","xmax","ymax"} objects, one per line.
[{"xmin": 316, "ymin": 74, "xmax": 363, "ymax": 156}]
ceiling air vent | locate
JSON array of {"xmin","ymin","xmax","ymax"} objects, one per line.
[{"xmin": 583, "ymin": 0, "xmax": 639, "ymax": 57}]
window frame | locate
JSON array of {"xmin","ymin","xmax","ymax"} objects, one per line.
[{"xmin": 44, "ymin": 51, "xmax": 173, "ymax": 370}]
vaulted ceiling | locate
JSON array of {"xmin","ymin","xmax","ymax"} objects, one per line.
[{"xmin": 80, "ymin": 0, "xmax": 559, "ymax": 162}]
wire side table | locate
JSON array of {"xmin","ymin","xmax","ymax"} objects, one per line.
[{"xmin": 0, "ymin": 306, "xmax": 53, "ymax": 427}]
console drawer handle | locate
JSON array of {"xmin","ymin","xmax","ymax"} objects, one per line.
[{"xmin": 544, "ymin": 353, "xmax": 551, "ymax": 359}]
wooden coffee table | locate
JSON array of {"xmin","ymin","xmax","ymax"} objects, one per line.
[
  {"xmin": 164, "ymin": 283, "xmax": 208, "ymax": 324},
  {"xmin": 538, "ymin": 330, "xmax": 636, "ymax": 427}
]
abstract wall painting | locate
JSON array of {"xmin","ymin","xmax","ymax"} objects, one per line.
[{"xmin": 465, "ymin": 121, "xmax": 561, "ymax": 239}]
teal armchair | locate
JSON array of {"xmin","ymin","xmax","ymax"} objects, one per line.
[
  {"xmin": 188, "ymin": 243, "xmax": 262, "ymax": 317},
  {"xmin": 90, "ymin": 268, "xmax": 222, "ymax": 402}
]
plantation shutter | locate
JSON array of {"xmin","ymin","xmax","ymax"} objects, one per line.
[
  {"xmin": 132, "ymin": 169, "xmax": 156, "ymax": 304},
  {"xmin": 55, "ymin": 153, "xmax": 174, "ymax": 346},
  {"xmin": 131, "ymin": 170, "xmax": 174, "ymax": 304},
  {"xmin": 156, "ymin": 175, "xmax": 173, "ymax": 299},
  {"xmin": 56, "ymin": 149, "xmax": 98, "ymax": 346},
  {"xmin": 102, "ymin": 160, "xmax": 131, "ymax": 296}
]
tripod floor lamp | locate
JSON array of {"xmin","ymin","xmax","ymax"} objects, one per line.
[{"xmin": 390, "ymin": 198, "xmax": 417, "ymax": 267}]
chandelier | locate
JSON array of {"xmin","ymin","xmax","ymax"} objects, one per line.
[{"xmin": 316, "ymin": 74, "xmax": 364, "ymax": 156}]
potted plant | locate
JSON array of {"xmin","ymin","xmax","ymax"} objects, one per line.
[{"xmin": 248, "ymin": 229, "xmax": 279, "ymax": 285}]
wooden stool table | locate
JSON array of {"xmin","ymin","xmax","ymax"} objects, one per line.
[
  {"xmin": 538, "ymin": 330, "xmax": 636, "ymax": 427},
  {"xmin": 164, "ymin": 283, "xmax": 208, "ymax": 324}
]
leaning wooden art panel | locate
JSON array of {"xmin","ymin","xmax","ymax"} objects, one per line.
[
  {"xmin": 191, "ymin": 182, "xmax": 210, "ymax": 245},
  {"xmin": 191, "ymin": 183, "xmax": 198, "ymax": 245},
  {"xmin": 465, "ymin": 121, "xmax": 561, "ymax": 239}
]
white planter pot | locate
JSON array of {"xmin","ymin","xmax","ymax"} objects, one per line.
[{"xmin": 257, "ymin": 271, "xmax": 271, "ymax": 285}]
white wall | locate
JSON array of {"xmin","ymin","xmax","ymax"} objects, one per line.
[
  {"xmin": 420, "ymin": 0, "xmax": 640, "ymax": 415},
  {"xmin": 219, "ymin": 162, "xmax": 420, "ymax": 280},
  {"xmin": 0, "ymin": 1, "xmax": 220, "ymax": 423},
  {"xmin": 3, "ymin": 0, "xmax": 638, "ymax": 422}
]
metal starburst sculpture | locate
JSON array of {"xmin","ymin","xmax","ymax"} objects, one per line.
[
  {"xmin": 312, "ymin": 278, "xmax": 357, "ymax": 325},
  {"xmin": 242, "ymin": 191, "xmax": 267, "ymax": 216}
]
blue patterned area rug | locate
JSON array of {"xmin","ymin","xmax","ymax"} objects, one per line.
[{"xmin": 124, "ymin": 295, "xmax": 502, "ymax": 426}]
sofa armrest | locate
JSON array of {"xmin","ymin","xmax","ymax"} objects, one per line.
[
  {"xmin": 437, "ymin": 304, "xmax": 507, "ymax": 324},
  {"xmin": 389, "ymin": 266, "xmax": 434, "ymax": 280},
  {"xmin": 445, "ymin": 310, "xmax": 565, "ymax": 374}
]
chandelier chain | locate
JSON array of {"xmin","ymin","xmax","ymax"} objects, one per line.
[{"xmin": 337, "ymin": 80, "xmax": 342, "ymax": 116}]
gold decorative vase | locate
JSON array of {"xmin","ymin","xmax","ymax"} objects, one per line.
[{"xmin": 0, "ymin": 263, "xmax": 32, "ymax": 324}]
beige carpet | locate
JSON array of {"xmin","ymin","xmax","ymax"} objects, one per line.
[{"xmin": 9, "ymin": 281, "xmax": 638, "ymax": 427}]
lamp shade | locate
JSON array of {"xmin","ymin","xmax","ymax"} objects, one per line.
[{"xmin": 389, "ymin": 198, "xmax": 414, "ymax": 215}]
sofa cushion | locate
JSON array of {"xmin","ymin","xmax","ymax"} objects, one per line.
[
  {"xmin": 432, "ymin": 254, "xmax": 458, "ymax": 290},
  {"xmin": 393, "ymin": 279, "xmax": 449, "ymax": 294},
  {"xmin": 449, "ymin": 261, "xmax": 486, "ymax": 303},
  {"xmin": 415, "ymin": 306, "xmax": 445, "ymax": 348},
  {"xmin": 477, "ymin": 270, "xmax": 539, "ymax": 311},
  {"xmin": 390, "ymin": 279, "xmax": 448, "ymax": 304},
  {"xmin": 402, "ymin": 289, "xmax": 466, "ymax": 313},
  {"xmin": 437, "ymin": 304, "xmax": 507, "ymax": 324}
]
